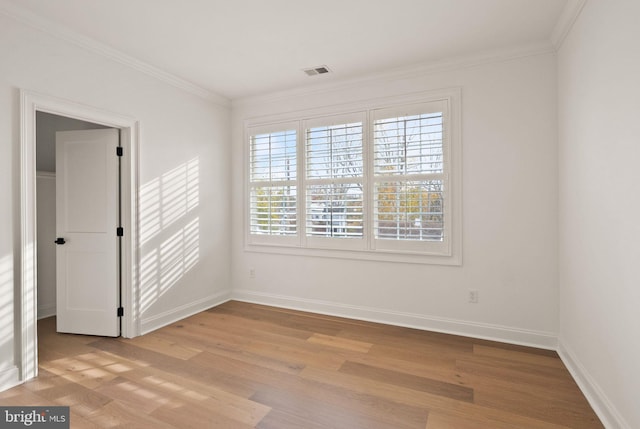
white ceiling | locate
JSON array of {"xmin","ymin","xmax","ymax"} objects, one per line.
[{"xmin": 2, "ymin": 0, "xmax": 569, "ymax": 100}]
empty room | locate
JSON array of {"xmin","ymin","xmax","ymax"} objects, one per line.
[{"xmin": 0, "ymin": 0, "xmax": 638, "ymax": 428}]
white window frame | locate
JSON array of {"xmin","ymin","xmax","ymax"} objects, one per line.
[
  {"xmin": 302, "ymin": 112, "xmax": 367, "ymax": 251},
  {"xmin": 370, "ymin": 101, "xmax": 450, "ymax": 255},
  {"xmin": 243, "ymin": 88, "xmax": 462, "ymax": 265},
  {"xmin": 246, "ymin": 121, "xmax": 300, "ymax": 247}
]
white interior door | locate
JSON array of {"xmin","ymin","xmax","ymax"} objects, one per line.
[{"xmin": 55, "ymin": 129, "xmax": 120, "ymax": 337}]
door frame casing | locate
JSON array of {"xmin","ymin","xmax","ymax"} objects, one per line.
[{"xmin": 19, "ymin": 89, "xmax": 140, "ymax": 382}]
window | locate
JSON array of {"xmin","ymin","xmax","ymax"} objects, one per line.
[
  {"xmin": 372, "ymin": 102, "xmax": 449, "ymax": 254},
  {"xmin": 245, "ymin": 90, "xmax": 460, "ymax": 264},
  {"xmin": 248, "ymin": 124, "xmax": 298, "ymax": 245},
  {"xmin": 304, "ymin": 113, "xmax": 365, "ymax": 250}
]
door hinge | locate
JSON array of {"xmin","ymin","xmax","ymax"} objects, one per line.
[
  {"xmin": 116, "ymin": 146, "xmax": 123, "ymax": 157},
  {"xmin": 117, "ymin": 307, "xmax": 124, "ymax": 317},
  {"xmin": 117, "ymin": 227, "xmax": 124, "ymax": 237}
]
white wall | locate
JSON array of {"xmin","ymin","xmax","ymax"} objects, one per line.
[
  {"xmin": 557, "ymin": 1, "xmax": 640, "ymax": 428},
  {"xmin": 36, "ymin": 111, "xmax": 108, "ymax": 172},
  {"xmin": 36, "ymin": 172, "xmax": 56, "ymax": 319},
  {"xmin": 231, "ymin": 53, "xmax": 559, "ymax": 348},
  {"xmin": 0, "ymin": 12, "xmax": 231, "ymax": 389}
]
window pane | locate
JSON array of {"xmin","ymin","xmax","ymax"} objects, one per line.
[
  {"xmin": 373, "ymin": 113, "xmax": 443, "ymax": 176},
  {"xmin": 306, "ymin": 183, "xmax": 363, "ymax": 238},
  {"xmin": 374, "ymin": 180, "xmax": 444, "ymax": 241},
  {"xmin": 250, "ymin": 130, "xmax": 297, "ymax": 181},
  {"xmin": 250, "ymin": 186, "xmax": 297, "ymax": 235},
  {"xmin": 306, "ymin": 122, "xmax": 363, "ymax": 179}
]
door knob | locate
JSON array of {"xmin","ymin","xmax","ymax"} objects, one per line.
[{"xmin": 54, "ymin": 237, "xmax": 66, "ymax": 245}]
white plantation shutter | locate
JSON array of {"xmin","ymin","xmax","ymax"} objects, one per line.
[
  {"xmin": 306, "ymin": 183, "xmax": 363, "ymax": 238},
  {"xmin": 372, "ymin": 101, "xmax": 450, "ymax": 253},
  {"xmin": 374, "ymin": 180, "xmax": 444, "ymax": 239},
  {"xmin": 373, "ymin": 110, "xmax": 444, "ymax": 176},
  {"xmin": 249, "ymin": 186, "xmax": 297, "ymax": 235},
  {"xmin": 250, "ymin": 130, "xmax": 297, "ymax": 182},
  {"xmin": 306, "ymin": 122, "xmax": 363, "ymax": 179},
  {"xmin": 245, "ymin": 91, "xmax": 460, "ymax": 262},
  {"xmin": 304, "ymin": 114, "xmax": 365, "ymax": 248},
  {"xmin": 248, "ymin": 125, "xmax": 298, "ymax": 243}
]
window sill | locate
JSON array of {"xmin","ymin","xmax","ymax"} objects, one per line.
[{"xmin": 244, "ymin": 242, "xmax": 461, "ymax": 266}]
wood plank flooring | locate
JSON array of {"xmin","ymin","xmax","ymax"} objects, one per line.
[{"xmin": 0, "ymin": 301, "xmax": 603, "ymax": 428}]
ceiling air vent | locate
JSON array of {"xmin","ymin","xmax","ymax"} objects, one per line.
[{"xmin": 303, "ymin": 65, "xmax": 331, "ymax": 76}]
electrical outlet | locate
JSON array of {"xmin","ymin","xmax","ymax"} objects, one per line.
[
  {"xmin": 468, "ymin": 290, "xmax": 479, "ymax": 304},
  {"xmin": 249, "ymin": 268, "xmax": 255, "ymax": 279}
]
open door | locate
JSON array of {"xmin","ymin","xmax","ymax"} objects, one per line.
[{"xmin": 55, "ymin": 129, "xmax": 121, "ymax": 337}]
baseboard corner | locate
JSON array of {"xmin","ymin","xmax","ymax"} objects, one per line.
[
  {"xmin": 140, "ymin": 289, "xmax": 232, "ymax": 335},
  {"xmin": 0, "ymin": 366, "xmax": 20, "ymax": 393},
  {"xmin": 231, "ymin": 290, "xmax": 557, "ymax": 350},
  {"xmin": 557, "ymin": 338, "xmax": 632, "ymax": 429}
]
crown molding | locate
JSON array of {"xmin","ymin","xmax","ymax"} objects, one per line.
[
  {"xmin": 1, "ymin": 0, "xmax": 569, "ymax": 109},
  {"xmin": 550, "ymin": 0, "xmax": 588, "ymax": 50},
  {"xmin": 232, "ymin": 41, "xmax": 555, "ymax": 108},
  {"xmin": 0, "ymin": 1, "xmax": 230, "ymax": 107}
]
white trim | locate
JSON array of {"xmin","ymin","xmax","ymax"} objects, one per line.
[
  {"xmin": 0, "ymin": 1, "xmax": 229, "ymax": 107},
  {"xmin": 119, "ymin": 125, "xmax": 139, "ymax": 339},
  {"xmin": 558, "ymin": 339, "xmax": 632, "ymax": 429},
  {"xmin": 232, "ymin": 290, "xmax": 558, "ymax": 350},
  {"xmin": 370, "ymin": 100, "xmax": 451, "ymax": 256},
  {"xmin": 232, "ymin": 42, "xmax": 554, "ymax": 108},
  {"xmin": 242, "ymin": 88, "xmax": 463, "ymax": 129},
  {"xmin": 550, "ymin": 0, "xmax": 588, "ymax": 50},
  {"xmin": 139, "ymin": 290, "xmax": 232, "ymax": 335},
  {"xmin": 0, "ymin": 366, "xmax": 20, "ymax": 393},
  {"xmin": 37, "ymin": 303, "xmax": 56, "ymax": 320},
  {"xmin": 36, "ymin": 171, "xmax": 56, "ymax": 179},
  {"xmin": 0, "ymin": 0, "xmax": 558, "ymax": 107},
  {"xmin": 243, "ymin": 88, "xmax": 462, "ymax": 266},
  {"xmin": 245, "ymin": 122, "xmax": 300, "ymax": 248},
  {"xmin": 302, "ymin": 111, "xmax": 367, "ymax": 251},
  {"xmin": 244, "ymin": 244, "xmax": 460, "ymax": 266},
  {"xmin": 34, "ymin": 171, "xmax": 55, "ymax": 321},
  {"xmin": 19, "ymin": 89, "xmax": 140, "ymax": 383}
]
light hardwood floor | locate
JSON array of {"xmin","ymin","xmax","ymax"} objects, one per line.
[{"xmin": 1, "ymin": 301, "xmax": 603, "ymax": 428}]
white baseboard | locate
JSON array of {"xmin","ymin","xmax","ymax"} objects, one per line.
[
  {"xmin": 558, "ymin": 339, "xmax": 631, "ymax": 429},
  {"xmin": 231, "ymin": 290, "xmax": 558, "ymax": 350},
  {"xmin": 0, "ymin": 366, "xmax": 20, "ymax": 393},
  {"xmin": 37, "ymin": 303, "xmax": 56, "ymax": 320},
  {"xmin": 140, "ymin": 290, "xmax": 232, "ymax": 335}
]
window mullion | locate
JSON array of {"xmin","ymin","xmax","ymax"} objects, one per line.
[
  {"xmin": 373, "ymin": 172, "xmax": 445, "ymax": 182},
  {"xmin": 364, "ymin": 109, "xmax": 372, "ymax": 251},
  {"xmin": 298, "ymin": 121, "xmax": 306, "ymax": 247},
  {"xmin": 403, "ymin": 118, "xmax": 408, "ymax": 175}
]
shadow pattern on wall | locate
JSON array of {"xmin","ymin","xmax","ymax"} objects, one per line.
[{"xmin": 138, "ymin": 158, "xmax": 200, "ymax": 316}]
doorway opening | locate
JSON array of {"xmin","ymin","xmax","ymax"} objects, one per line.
[
  {"xmin": 35, "ymin": 112, "xmax": 111, "ymax": 323},
  {"xmin": 19, "ymin": 90, "xmax": 139, "ymax": 383}
]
